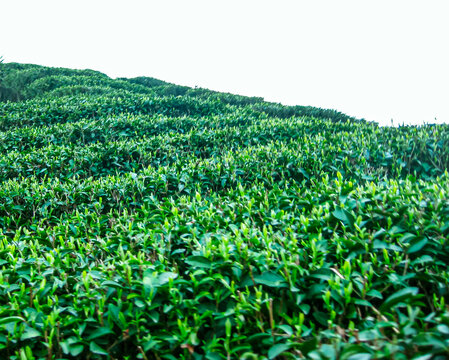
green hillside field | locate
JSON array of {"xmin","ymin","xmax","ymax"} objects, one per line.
[{"xmin": 0, "ymin": 62, "xmax": 448, "ymax": 359}]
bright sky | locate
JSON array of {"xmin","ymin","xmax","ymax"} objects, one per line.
[{"xmin": 1, "ymin": 0, "xmax": 448, "ymax": 126}]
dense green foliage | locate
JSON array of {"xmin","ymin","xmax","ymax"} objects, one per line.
[{"xmin": 0, "ymin": 62, "xmax": 449, "ymax": 360}]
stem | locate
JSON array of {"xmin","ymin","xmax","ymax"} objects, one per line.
[
  {"xmin": 268, "ymin": 298, "xmax": 275, "ymax": 342},
  {"xmin": 137, "ymin": 346, "xmax": 149, "ymax": 360}
]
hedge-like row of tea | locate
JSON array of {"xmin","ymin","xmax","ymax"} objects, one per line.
[{"xmin": 0, "ymin": 63, "xmax": 448, "ymax": 360}]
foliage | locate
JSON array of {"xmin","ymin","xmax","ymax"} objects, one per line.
[
  {"xmin": 0, "ymin": 63, "xmax": 448, "ymax": 360},
  {"xmin": 0, "ymin": 59, "xmax": 21, "ymax": 102}
]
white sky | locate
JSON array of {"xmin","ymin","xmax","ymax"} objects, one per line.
[{"xmin": 1, "ymin": 0, "xmax": 448, "ymax": 126}]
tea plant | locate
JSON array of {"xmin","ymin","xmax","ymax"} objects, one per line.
[{"xmin": 0, "ymin": 62, "xmax": 448, "ymax": 359}]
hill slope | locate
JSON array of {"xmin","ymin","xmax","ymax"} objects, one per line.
[{"xmin": 0, "ymin": 63, "xmax": 448, "ymax": 359}]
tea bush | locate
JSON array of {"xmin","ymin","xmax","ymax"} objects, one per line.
[{"xmin": 0, "ymin": 62, "xmax": 448, "ymax": 359}]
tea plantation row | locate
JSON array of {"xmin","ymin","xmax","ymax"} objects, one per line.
[{"xmin": 0, "ymin": 63, "xmax": 448, "ymax": 359}]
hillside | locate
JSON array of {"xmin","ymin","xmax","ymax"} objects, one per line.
[{"xmin": 0, "ymin": 62, "xmax": 448, "ymax": 359}]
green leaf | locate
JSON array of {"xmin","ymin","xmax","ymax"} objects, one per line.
[
  {"xmin": 268, "ymin": 343, "xmax": 291, "ymax": 359},
  {"xmin": 70, "ymin": 344, "xmax": 84, "ymax": 357},
  {"xmin": 254, "ymin": 272, "xmax": 287, "ymax": 288},
  {"xmin": 87, "ymin": 327, "xmax": 114, "ymax": 340},
  {"xmin": 101, "ymin": 280, "xmax": 123, "ymax": 289},
  {"xmin": 312, "ymin": 311, "xmax": 329, "ymax": 326},
  {"xmin": 20, "ymin": 327, "xmax": 41, "ymax": 340},
  {"xmin": 400, "ymin": 233, "xmax": 416, "ymax": 243},
  {"xmin": 205, "ymin": 352, "xmax": 222, "ymax": 360},
  {"xmin": 89, "ymin": 342, "xmax": 108, "ymax": 355},
  {"xmin": 333, "ymin": 207, "xmax": 355, "ymax": 229},
  {"xmin": 380, "ymin": 287, "xmax": 418, "ymax": 311},
  {"xmin": 143, "ymin": 271, "xmax": 178, "ymax": 296},
  {"xmin": 299, "ymin": 304, "xmax": 311, "ymax": 314},
  {"xmin": 366, "ymin": 289, "xmax": 383, "ymax": 299},
  {"xmin": 411, "ymin": 255, "xmax": 433, "ymax": 265},
  {"xmin": 299, "ymin": 168, "xmax": 310, "ymax": 179},
  {"xmin": 407, "ymin": 237, "xmax": 428, "ymax": 254},
  {"xmin": 412, "ymin": 355, "xmax": 432, "ymax": 360},
  {"xmin": 60, "ymin": 341, "xmax": 70, "ymax": 355},
  {"xmin": 354, "ymin": 299, "xmax": 372, "ymax": 307},
  {"xmin": 158, "ymin": 272, "xmax": 178, "ymax": 285},
  {"xmin": 309, "ymin": 268, "xmax": 332, "ymax": 281},
  {"xmin": 0, "ymin": 316, "xmax": 24, "ymax": 325},
  {"xmin": 298, "ymin": 338, "xmax": 318, "ymax": 355},
  {"xmin": 69, "ymin": 224, "xmax": 78, "ymax": 236},
  {"xmin": 277, "ymin": 324, "xmax": 293, "ymax": 336},
  {"xmin": 437, "ymin": 324, "xmax": 449, "ymax": 335},
  {"xmin": 389, "ymin": 225, "xmax": 405, "ymax": 234},
  {"xmin": 347, "ymin": 354, "xmax": 372, "ymax": 360},
  {"xmin": 185, "ymin": 256, "xmax": 213, "ymax": 269},
  {"xmin": 340, "ymin": 344, "xmax": 374, "ymax": 360},
  {"xmin": 414, "ymin": 333, "xmax": 447, "ymax": 350}
]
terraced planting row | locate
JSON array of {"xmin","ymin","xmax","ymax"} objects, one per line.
[{"xmin": 0, "ymin": 63, "xmax": 448, "ymax": 359}]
